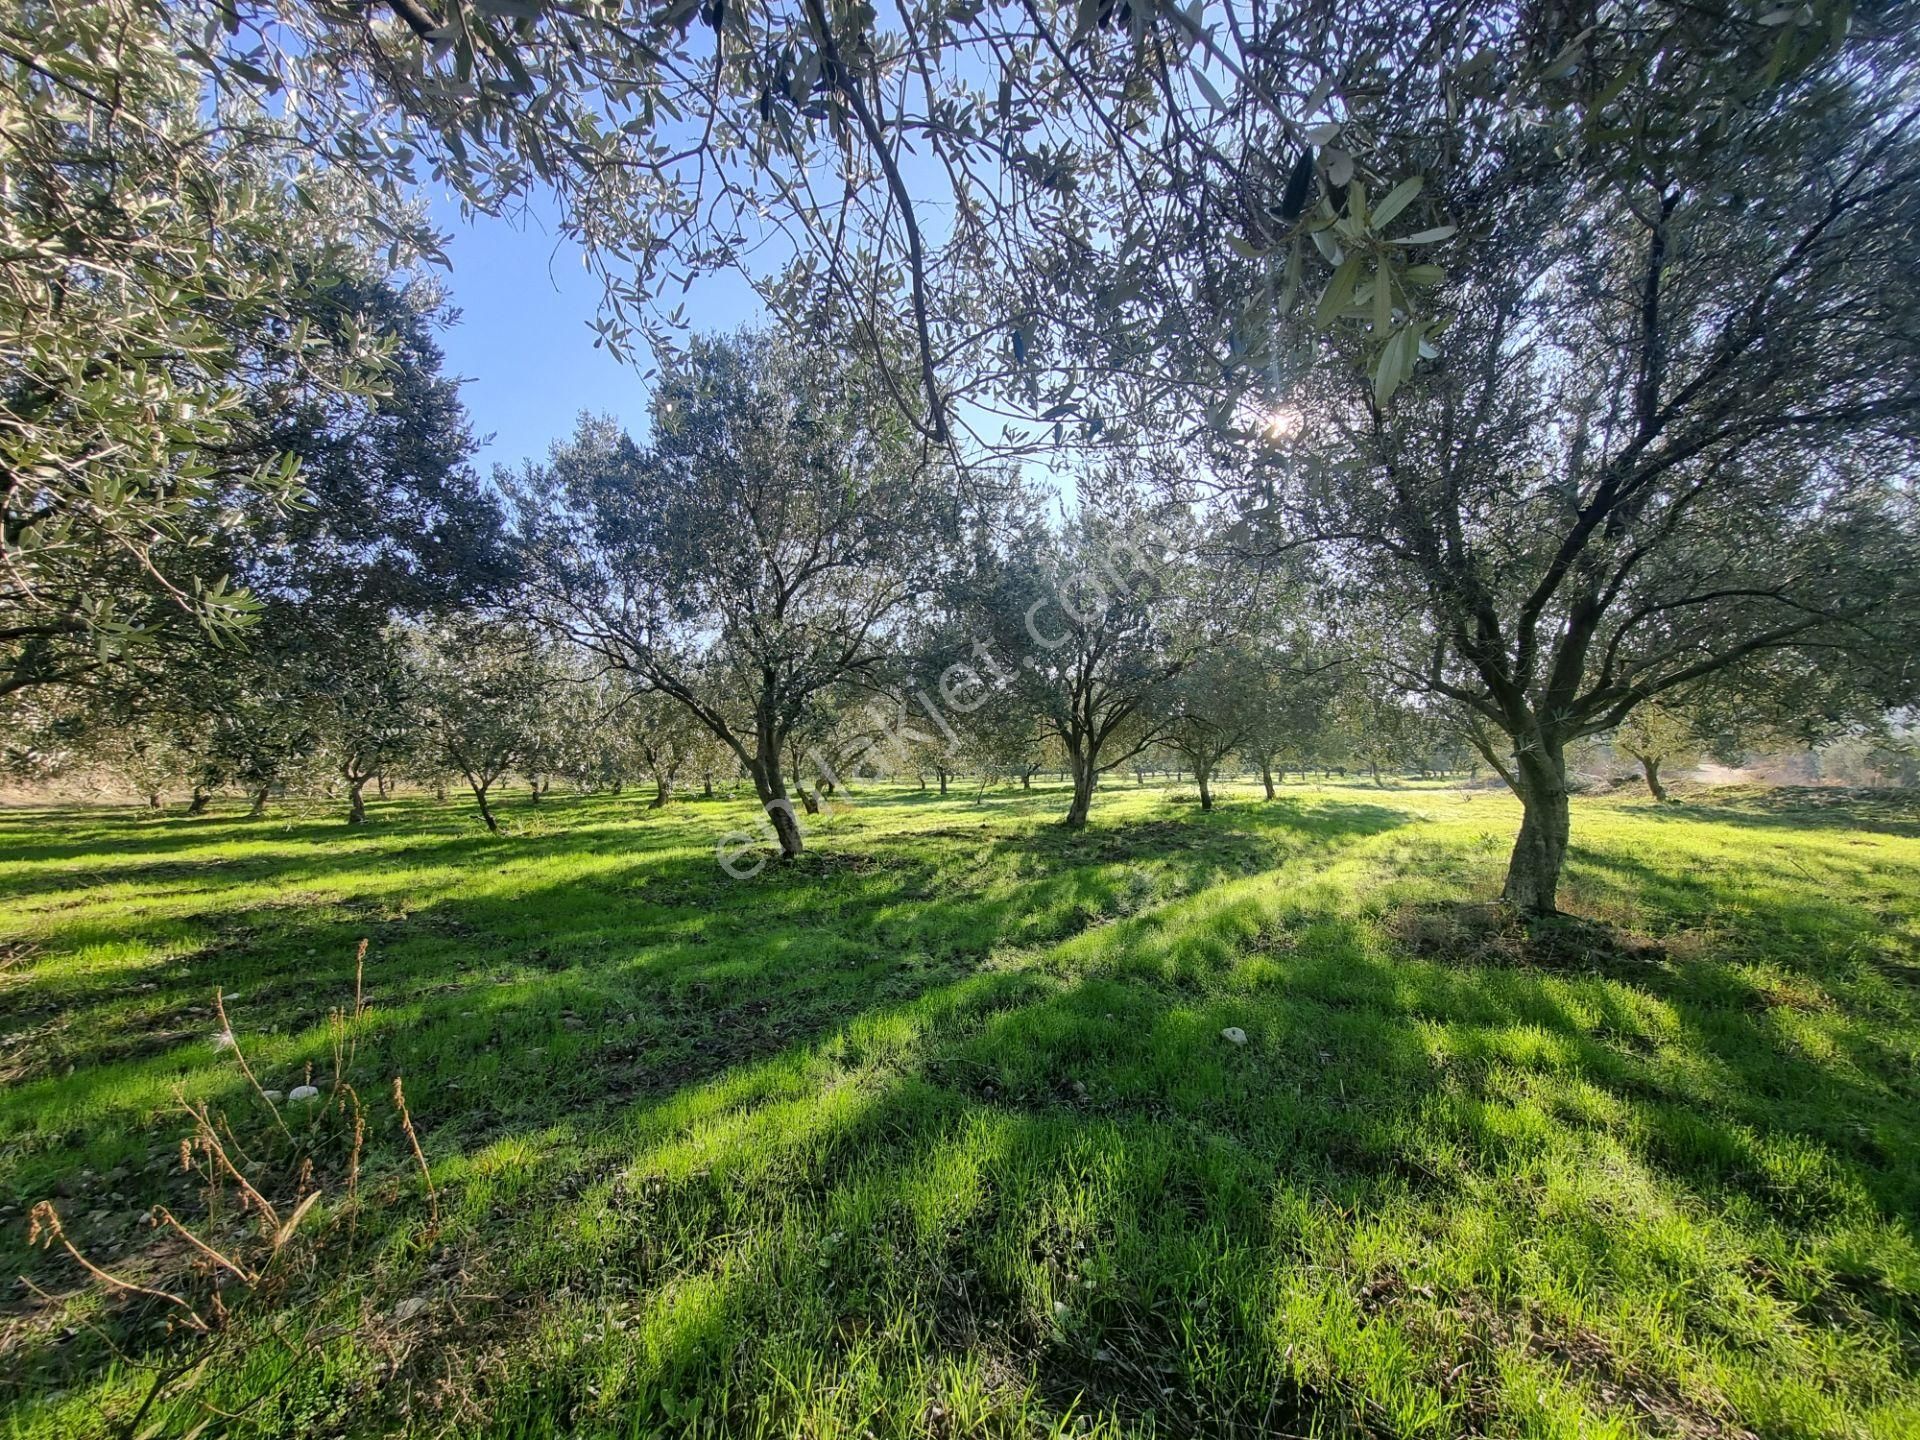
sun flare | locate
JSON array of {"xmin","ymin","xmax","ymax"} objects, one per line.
[{"xmin": 1258, "ymin": 404, "xmax": 1304, "ymax": 441}]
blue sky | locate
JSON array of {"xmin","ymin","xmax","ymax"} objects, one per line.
[
  {"xmin": 428, "ymin": 197, "xmax": 765, "ymax": 472},
  {"xmin": 422, "ymin": 189, "xmax": 1071, "ymax": 497}
]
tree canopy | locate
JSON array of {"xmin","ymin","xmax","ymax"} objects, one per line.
[{"xmin": 510, "ymin": 329, "xmax": 962, "ymax": 855}]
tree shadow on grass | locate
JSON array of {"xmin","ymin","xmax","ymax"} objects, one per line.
[
  {"xmin": 439, "ymin": 797, "xmax": 1920, "ymax": 1431},
  {"xmin": 2, "ymin": 794, "xmax": 1421, "ymax": 1432},
  {"xmin": 8, "ymin": 792, "xmax": 1918, "ymax": 1437},
  {"xmin": 1645, "ymin": 786, "xmax": 1920, "ymax": 839},
  {"xmin": 330, "ymin": 844, "xmax": 1920, "ymax": 1438},
  {"xmin": 0, "ymin": 804, "xmax": 382, "ymax": 870},
  {"xmin": 0, "ymin": 794, "xmax": 1410, "ymax": 1211}
]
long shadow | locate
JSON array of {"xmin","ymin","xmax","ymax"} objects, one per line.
[
  {"xmin": 0, "ymin": 791, "xmax": 1408, "ymax": 1203},
  {"xmin": 9, "ymin": 790, "xmax": 1915, "ymax": 1437},
  {"xmin": 1644, "ymin": 787, "xmax": 1920, "ymax": 838},
  {"xmin": 2, "ymin": 791, "xmax": 1418, "ymax": 1430},
  {"xmin": 440, "ymin": 850, "xmax": 1920, "ymax": 1437},
  {"xmin": 0, "ymin": 801, "xmax": 603, "ymax": 903},
  {"xmin": 1568, "ymin": 847, "xmax": 1920, "ymax": 1212},
  {"xmin": 256, "ymin": 845, "xmax": 1920, "ymax": 1436},
  {"xmin": 0, "ymin": 804, "xmax": 375, "ymax": 868}
]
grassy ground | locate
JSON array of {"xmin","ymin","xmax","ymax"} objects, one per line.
[{"xmin": 2, "ymin": 779, "xmax": 1918, "ymax": 1439}]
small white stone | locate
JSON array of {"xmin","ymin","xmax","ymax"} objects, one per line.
[
  {"xmin": 1052, "ymin": 1300, "xmax": 1069, "ymax": 1320},
  {"xmin": 1220, "ymin": 1026, "xmax": 1248, "ymax": 1046},
  {"xmin": 262, "ymin": 1089, "xmax": 284, "ymax": 1103},
  {"xmin": 393, "ymin": 1296, "xmax": 427, "ymax": 1322},
  {"xmin": 288, "ymin": 1084, "xmax": 320, "ymax": 1102}
]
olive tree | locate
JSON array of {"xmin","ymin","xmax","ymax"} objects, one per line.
[
  {"xmin": 614, "ymin": 691, "xmax": 707, "ymax": 810},
  {"xmin": 415, "ymin": 620, "xmax": 555, "ymax": 832},
  {"xmin": 1216, "ymin": 6, "xmax": 1920, "ymax": 913},
  {"xmin": 1240, "ymin": 658, "xmax": 1337, "ymax": 797},
  {"xmin": 312, "ymin": 631, "xmax": 424, "ymax": 825},
  {"xmin": 510, "ymin": 330, "xmax": 957, "ymax": 859},
  {"xmin": 0, "ymin": 1, "xmax": 418, "ymax": 699},
  {"xmin": 966, "ymin": 493, "xmax": 1203, "ymax": 828},
  {"xmin": 1160, "ymin": 643, "xmax": 1266, "ymax": 811},
  {"xmin": 1612, "ymin": 703, "xmax": 1702, "ymax": 803},
  {"xmin": 178, "ymin": 648, "xmax": 327, "ymax": 817}
]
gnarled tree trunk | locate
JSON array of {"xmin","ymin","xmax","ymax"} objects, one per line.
[
  {"xmin": 186, "ymin": 788, "xmax": 212, "ymax": 816},
  {"xmin": 748, "ymin": 742, "xmax": 805, "ymax": 859},
  {"xmin": 471, "ymin": 781, "xmax": 499, "ymax": 832},
  {"xmin": 1064, "ymin": 750, "xmax": 1096, "ymax": 829},
  {"xmin": 1260, "ymin": 760, "xmax": 1276, "ymax": 800},
  {"xmin": 1639, "ymin": 756, "xmax": 1668, "ymax": 802},
  {"xmin": 1502, "ymin": 742, "xmax": 1571, "ymax": 916},
  {"xmin": 248, "ymin": 784, "xmax": 270, "ymax": 818},
  {"xmin": 785, "ymin": 742, "xmax": 821, "ymax": 814},
  {"xmin": 1195, "ymin": 759, "xmax": 1214, "ymax": 811},
  {"xmin": 346, "ymin": 776, "xmax": 370, "ymax": 825}
]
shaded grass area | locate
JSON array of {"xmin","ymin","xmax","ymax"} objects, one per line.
[{"xmin": 2, "ymin": 781, "xmax": 1918, "ymax": 1437}]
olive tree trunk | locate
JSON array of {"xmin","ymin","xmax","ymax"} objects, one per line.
[
  {"xmin": 1502, "ymin": 743, "xmax": 1571, "ymax": 916},
  {"xmin": 1064, "ymin": 750, "xmax": 1097, "ymax": 829},
  {"xmin": 748, "ymin": 748, "xmax": 805, "ymax": 859},
  {"xmin": 1639, "ymin": 756, "xmax": 1668, "ymax": 802}
]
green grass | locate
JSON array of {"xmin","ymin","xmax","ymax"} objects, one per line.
[{"xmin": 3, "ymin": 780, "xmax": 1919, "ymax": 1438}]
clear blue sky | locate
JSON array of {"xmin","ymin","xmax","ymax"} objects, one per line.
[{"xmin": 428, "ymin": 196, "xmax": 765, "ymax": 472}]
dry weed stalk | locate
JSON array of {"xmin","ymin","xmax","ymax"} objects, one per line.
[
  {"xmin": 392, "ymin": 1075, "xmax": 439, "ymax": 1232},
  {"xmin": 20, "ymin": 940, "xmax": 438, "ymax": 1438},
  {"xmin": 214, "ymin": 988, "xmax": 291, "ymax": 1143}
]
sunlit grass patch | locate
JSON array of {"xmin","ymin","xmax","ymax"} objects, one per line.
[{"xmin": 2, "ymin": 781, "xmax": 1917, "ymax": 1437}]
